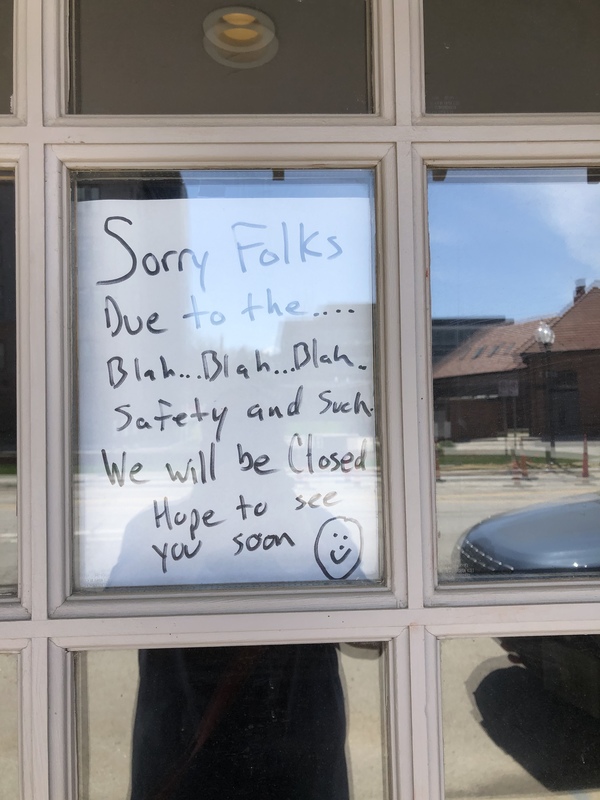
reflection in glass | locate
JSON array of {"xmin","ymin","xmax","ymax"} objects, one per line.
[
  {"xmin": 0, "ymin": 175, "xmax": 16, "ymax": 594},
  {"xmin": 0, "ymin": 0, "xmax": 12, "ymax": 115},
  {"xmin": 69, "ymin": 0, "xmax": 372, "ymax": 115},
  {"xmin": 424, "ymin": 0, "xmax": 600, "ymax": 114},
  {"xmin": 75, "ymin": 643, "xmax": 387, "ymax": 800},
  {"xmin": 72, "ymin": 170, "xmax": 381, "ymax": 590},
  {"xmin": 442, "ymin": 636, "xmax": 600, "ymax": 798},
  {"xmin": 0, "ymin": 653, "xmax": 19, "ymax": 797},
  {"xmin": 429, "ymin": 168, "xmax": 600, "ymax": 583}
]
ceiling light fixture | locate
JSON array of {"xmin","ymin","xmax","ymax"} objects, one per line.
[{"xmin": 203, "ymin": 7, "xmax": 278, "ymax": 69}]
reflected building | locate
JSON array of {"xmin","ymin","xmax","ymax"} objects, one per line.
[
  {"xmin": 433, "ymin": 283, "xmax": 600, "ymax": 442},
  {"xmin": 523, "ymin": 284, "xmax": 600, "ymax": 440},
  {"xmin": 432, "ymin": 316, "xmax": 507, "ymax": 364}
]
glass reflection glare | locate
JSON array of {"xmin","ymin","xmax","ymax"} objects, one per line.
[{"xmin": 429, "ymin": 168, "xmax": 600, "ymax": 584}]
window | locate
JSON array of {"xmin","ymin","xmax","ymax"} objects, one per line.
[
  {"xmin": 69, "ymin": 0, "xmax": 373, "ymax": 115},
  {"xmin": 2, "ymin": 1, "xmax": 600, "ymax": 798}
]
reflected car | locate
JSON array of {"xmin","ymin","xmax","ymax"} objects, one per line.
[
  {"xmin": 458, "ymin": 494, "xmax": 600, "ymax": 720},
  {"xmin": 458, "ymin": 493, "xmax": 600, "ymax": 576}
]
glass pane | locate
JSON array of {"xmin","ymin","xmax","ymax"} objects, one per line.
[
  {"xmin": 0, "ymin": 0, "xmax": 12, "ymax": 115},
  {"xmin": 424, "ymin": 0, "xmax": 600, "ymax": 115},
  {"xmin": 69, "ymin": 0, "xmax": 372, "ymax": 115},
  {"xmin": 73, "ymin": 170, "xmax": 381, "ymax": 590},
  {"xmin": 0, "ymin": 653, "xmax": 19, "ymax": 797},
  {"xmin": 442, "ymin": 635, "xmax": 600, "ymax": 798},
  {"xmin": 75, "ymin": 643, "xmax": 387, "ymax": 800},
  {"xmin": 429, "ymin": 167, "xmax": 600, "ymax": 584},
  {"xmin": 0, "ymin": 175, "xmax": 16, "ymax": 594}
]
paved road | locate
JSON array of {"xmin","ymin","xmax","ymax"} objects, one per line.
[
  {"xmin": 437, "ymin": 466, "xmax": 599, "ymax": 577},
  {"xmin": 448, "ymin": 435, "xmax": 600, "ymax": 462}
]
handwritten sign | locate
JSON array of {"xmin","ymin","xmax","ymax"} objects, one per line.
[{"xmin": 74, "ymin": 170, "xmax": 381, "ymax": 588}]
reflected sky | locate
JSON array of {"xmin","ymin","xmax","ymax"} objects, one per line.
[{"xmin": 428, "ymin": 168, "xmax": 600, "ymax": 320}]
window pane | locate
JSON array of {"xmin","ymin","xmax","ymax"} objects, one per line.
[
  {"xmin": 72, "ymin": 170, "xmax": 381, "ymax": 590},
  {"xmin": 0, "ymin": 0, "xmax": 12, "ymax": 115},
  {"xmin": 0, "ymin": 175, "xmax": 16, "ymax": 595},
  {"xmin": 69, "ymin": 1, "xmax": 372, "ymax": 115},
  {"xmin": 424, "ymin": 0, "xmax": 600, "ymax": 115},
  {"xmin": 442, "ymin": 635, "xmax": 600, "ymax": 797},
  {"xmin": 75, "ymin": 643, "xmax": 387, "ymax": 800},
  {"xmin": 429, "ymin": 167, "xmax": 600, "ymax": 584},
  {"xmin": 0, "ymin": 653, "xmax": 19, "ymax": 797}
]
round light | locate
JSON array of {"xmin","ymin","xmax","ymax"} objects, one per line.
[
  {"xmin": 221, "ymin": 27, "xmax": 260, "ymax": 43},
  {"xmin": 222, "ymin": 12, "xmax": 256, "ymax": 25},
  {"xmin": 203, "ymin": 7, "xmax": 278, "ymax": 69}
]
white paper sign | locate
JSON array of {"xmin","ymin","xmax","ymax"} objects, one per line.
[{"xmin": 75, "ymin": 172, "xmax": 380, "ymax": 588}]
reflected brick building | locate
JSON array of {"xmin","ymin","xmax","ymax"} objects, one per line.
[{"xmin": 433, "ymin": 284, "xmax": 600, "ymax": 442}]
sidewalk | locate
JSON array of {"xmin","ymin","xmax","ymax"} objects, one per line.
[{"xmin": 446, "ymin": 435, "xmax": 600, "ymax": 462}]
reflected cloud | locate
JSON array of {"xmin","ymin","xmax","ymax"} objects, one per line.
[{"xmin": 509, "ymin": 181, "xmax": 600, "ymax": 276}]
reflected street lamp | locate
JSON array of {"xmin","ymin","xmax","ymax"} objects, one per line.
[{"xmin": 534, "ymin": 320, "xmax": 556, "ymax": 464}]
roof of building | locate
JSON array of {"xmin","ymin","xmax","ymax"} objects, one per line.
[
  {"xmin": 432, "ymin": 319, "xmax": 539, "ymax": 379},
  {"xmin": 522, "ymin": 285, "xmax": 600, "ymax": 355},
  {"xmin": 433, "ymin": 285, "xmax": 600, "ymax": 380}
]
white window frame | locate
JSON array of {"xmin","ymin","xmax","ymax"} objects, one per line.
[{"xmin": 0, "ymin": 0, "xmax": 599, "ymax": 798}]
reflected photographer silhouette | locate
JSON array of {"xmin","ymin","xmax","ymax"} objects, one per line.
[{"xmin": 129, "ymin": 645, "xmax": 349, "ymax": 800}]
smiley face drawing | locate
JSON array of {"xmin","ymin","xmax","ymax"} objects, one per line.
[{"xmin": 314, "ymin": 517, "xmax": 363, "ymax": 580}]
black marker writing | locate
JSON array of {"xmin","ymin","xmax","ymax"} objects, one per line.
[
  {"xmin": 153, "ymin": 496, "xmax": 224, "ymax": 537},
  {"xmin": 101, "ymin": 449, "xmax": 148, "ymax": 486},
  {"xmin": 293, "ymin": 340, "xmax": 353, "ymax": 370},
  {"xmin": 152, "ymin": 541, "xmax": 202, "ymax": 574},
  {"xmin": 318, "ymin": 390, "xmax": 372, "ymax": 417},
  {"xmin": 233, "ymin": 531, "xmax": 295, "ymax": 555},
  {"xmin": 236, "ymin": 494, "xmax": 268, "ymax": 520},
  {"xmin": 97, "ymin": 216, "xmax": 208, "ymax": 290},
  {"xmin": 104, "ymin": 295, "xmax": 167, "ymax": 337},
  {"xmin": 165, "ymin": 446, "xmax": 217, "ymax": 484},
  {"xmin": 237, "ymin": 444, "xmax": 277, "ymax": 475},
  {"xmin": 287, "ymin": 435, "xmax": 367, "ymax": 474},
  {"xmin": 107, "ymin": 355, "xmax": 175, "ymax": 389},
  {"xmin": 247, "ymin": 385, "xmax": 303, "ymax": 422}
]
